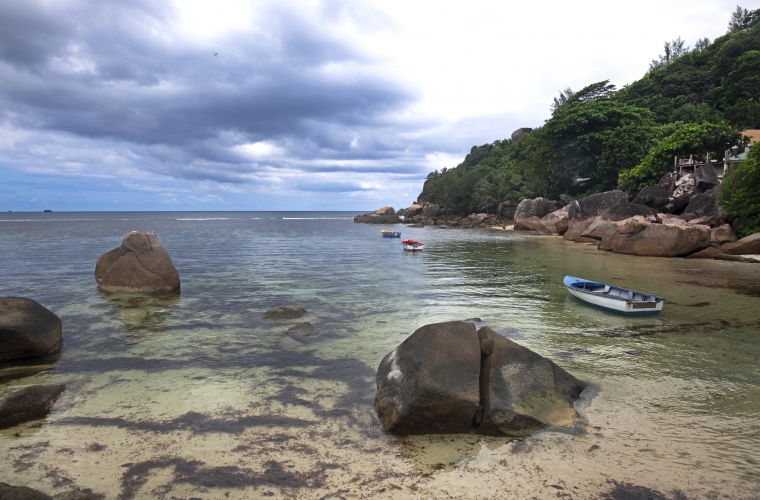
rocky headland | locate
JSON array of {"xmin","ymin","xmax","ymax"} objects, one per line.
[{"xmin": 356, "ymin": 162, "xmax": 760, "ymax": 262}]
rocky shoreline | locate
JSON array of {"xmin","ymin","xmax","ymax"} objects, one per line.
[{"xmin": 355, "ymin": 164, "xmax": 760, "ymax": 262}]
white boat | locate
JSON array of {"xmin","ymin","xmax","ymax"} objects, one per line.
[
  {"xmin": 563, "ymin": 275, "xmax": 664, "ymax": 316},
  {"xmin": 402, "ymin": 239, "xmax": 424, "ymax": 251}
]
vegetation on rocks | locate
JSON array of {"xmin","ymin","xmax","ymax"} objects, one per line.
[
  {"xmin": 419, "ymin": 6, "xmax": 760, "ymax": 216},
  {"xmin": 720, "ymin": 145, "xmax": 760, "ymax": 237}
]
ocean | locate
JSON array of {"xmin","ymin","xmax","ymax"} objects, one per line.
[{"xmin": 1, "ymin": 212, "xmax": 759, "ymax": 498}]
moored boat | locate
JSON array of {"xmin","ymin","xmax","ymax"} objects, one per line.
[
  {"xmin": 563, "ymin": 275, "xmax": 663, "ymax": 316},
  {"xmin": 381, "ymin": 230, "xmax": 401, "ymax": 238},
  {"xmin": 402, "ymin": 239, "xmax": 424, "ymax": 251}
]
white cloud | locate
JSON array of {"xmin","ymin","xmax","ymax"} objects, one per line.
[{"xmin": 233, "ymin": 141, "xmax": 285, "ymax": 159}]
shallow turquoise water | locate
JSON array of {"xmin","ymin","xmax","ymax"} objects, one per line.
[{"xmin": 1, "ymin": 212, "xmax": 759, "ymax": 499}]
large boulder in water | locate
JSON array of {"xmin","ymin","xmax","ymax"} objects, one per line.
[
  {"xmin": 722, "ymin": 233, "xmax": 760, "ymax": 255},
  {"xmin": 95, "ymin": 232, "xmax": 180, "ymax": 293},
  {"xmin": 375, "ymin": 321, "xmax": 481, "ymax": 434},
  {"xmin": 420, "ymin": 204, "xmax": 441, "ymax": 219},
  {"xmin": 374, "ymin": 321, "xmax": 587, "ymax": 436},
  {"xmin": 0, "ymin": 384, "xmax": 65, "ymax": 429},
  {"xmin": 0, "ymin": 298, "xmax": 62, "ymax": 362},
  {"xmin": 403, "ymin": 204, "xmax": 424, "ymax": 219},
  {"xmin": 477, "ymin": 327, "xmax": 586, "ymax": 436},
  {"xmin": 564, "ymin": 191, "xmax": 628, "ymax": 242},
  {"xmin": 581, "ymin": 203, "xmax": 656, "ymax": 240},
  {"xmin": 599, "ymin": 215, "xmax": 710, "ymax": 257}
]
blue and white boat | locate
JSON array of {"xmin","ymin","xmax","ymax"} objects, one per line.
[
  {"xmin": 563, "ymin": 276, "xmax": 664, "ymax": 316},
  {"xmin": 381, "ymin": 230, "xmax": 401, "ymax": 238}
]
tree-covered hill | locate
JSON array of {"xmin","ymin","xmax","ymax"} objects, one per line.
[{"xmin": 418, "ymin": 6, "xmax": 760, "ymax": 215}]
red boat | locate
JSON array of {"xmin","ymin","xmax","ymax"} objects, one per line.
[{"xmin": 401, "ymin": 239, "xmax": 424, "ymax": 251}]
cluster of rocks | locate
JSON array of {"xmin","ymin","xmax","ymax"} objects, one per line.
[
  {"xmin": 0, "ymin": 297, "xmax": 66, "ymax": 430},
  {"xmin": 353, "ymin": 206, "xmax": 400, "ymax": 224},
  {"xmin": 512, "ymin": 164, "xmax": 759, "ymax": 261},
  {"xmin": 262, "ymin": 305, "xmax": 318, "ymax": 337},
  {"xmin": 355, "ymin": 203, "xmax": 513, "ymax": 228},
  {"xmin": 375, "ymin": 321, "xmax": 587, "ymax": 436},
  {"xmin": 0, "ymin": 231, "xmax": 181, "ymax": 436}
]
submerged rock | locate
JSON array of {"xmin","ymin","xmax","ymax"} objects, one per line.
[
  {"xmin": 0, "ymin": 482, "xmax": 51, "ymax": 500},
  {"xmin": 0, "ymin": 384, "xmax": 65, "ymax": 429},
  {"xmin": 374, "ymin": 321, "xmax": 586, "ymax": 436},
  {"xmin": 286, "ymin": 322, "xmax": 318, "ymax": 336},
  {"xmin": 599, "ymin": 215, "xmax": 710, "ymax": 257},
  {"xmin": 95, "ymin": 232, "xmax": 180, "ymax": 293},
  {"xmin": 263, "ymin": 305, "xmax": 308, "ymax": 320},
  {"xmin": 0, "ymin": 297, "xmax": 62, "ymax": 362}
]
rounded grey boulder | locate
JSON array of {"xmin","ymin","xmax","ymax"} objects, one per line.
[
  {"xmin": 375, "ymin": 321, "xmax": 587, "ymax": 436},
  {"xmin": 0, "ymin": 297, "xmax": 62, "ymax": 362},
  {"xmin": 95, "ymin": 232, "xmax": 180, "ymax": 293}
]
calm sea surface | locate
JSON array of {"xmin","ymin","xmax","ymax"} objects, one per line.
[{"xmin": 1, "ymin": 211, "xmax": 759, "ymax": 499}]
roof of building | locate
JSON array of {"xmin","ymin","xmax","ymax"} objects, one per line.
[{"xmin": 742, "ymin": 129, "xmax": 760, "ymax": 145}]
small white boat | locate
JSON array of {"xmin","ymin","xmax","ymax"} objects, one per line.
[
  {"xmin": 564, "ymin": 275, "xmax": 663, "ymax": 316},
  {"xmin": 402, "ymin": 239, "xmax": 424, "ymax": 251}
]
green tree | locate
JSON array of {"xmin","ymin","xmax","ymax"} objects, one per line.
[
  {"xmin": 720, "ymin": 144, "xmax": 760, "ymax": 237},
  {"xmin": 618, "ymin": 122, "xmax": 741, "ymax": 194},
  {"xmin": 541, "ymin": 81, "xmax": 658, "ymax": 195}
]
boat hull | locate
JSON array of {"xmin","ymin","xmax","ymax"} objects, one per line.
[
  {"xmin": 402, "ymin": 244, "xmax": 423, "ymax": 251},
  {"xmin": 382, "ymin": 233, "xmax": 401, "ymax": 238},
  {"xmin": 564, "ymin": 275, "xmax": 663, "ymax": 316}
]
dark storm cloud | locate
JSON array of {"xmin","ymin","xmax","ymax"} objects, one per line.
[{"xmin": 0, "ymin": 0, "xmax": 436, "ymax": 185}]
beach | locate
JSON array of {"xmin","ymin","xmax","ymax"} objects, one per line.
[{"xmin": 1, "ymin": 212, "xmax": 759, "ymax": 499}]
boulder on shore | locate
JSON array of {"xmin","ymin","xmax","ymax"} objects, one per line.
[
  {"xmin": 0, "ymin": 297, "xmax": 62, "ymax": 362},
  {"xmin": 374, "ymin": 321, "xmax": 586, "ymax": 436},
  {"xmin": 711, "ymin": 224, "xmax": 738, "ymax": 245},
  {"xmin": 564, "ymin": 191, "xmax": 629, "ymax": 242},
  {"xmin": 682, "ymin": 191, "xmax": 719, "ymax": 219},
  {"xmin": 632, "ymin": 186, "xmax": 672, "ymax": 212},
  {"xmin": 95, "ymin": 232, "xmax": 180, "ymax": 293},
  {"xmin": 581, "ymin": 203, "xmax": 656, "ymax": 241},
  {"xmin": 685, "ymin": 246, "xmax": 758, "ymax": 262},
  {"xmin": 514, "ymin": 198, "xmax": 557, "ymax": 231},
  {"xmin": 693, "ymin": 164, "xmax": 719, "ymax": 192},
  {"xmin": 598, "ymin": 215, "xmax": 710, "ymax": 257},
  {"xmin": 263, "ymin": 305, "xmax": 307, "ymax": 320},
  {"xmin": 539, "ymin": 209, "xmax": 569, "ymax": 235},
  {"xmin": 403, "ymin": 204, "xmax": 424, "ymax": 219},
  {"xmin": 722, "ymin": 233, "xmax": 760, "ymax": 255},
  {"xmin": 0, "ymin": 384, "xmax": 66, "ymax": 429}
]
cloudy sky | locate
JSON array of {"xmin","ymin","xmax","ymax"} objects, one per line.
[{"xmin": 0, "ymin": 0, "xmax": 747, "ymax": 211}]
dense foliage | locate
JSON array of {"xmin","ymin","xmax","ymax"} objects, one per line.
[
  {"xmin": 419, "ymin": 7, "xmax": 760, "ymax": 214},
  {"xmin": 720, "ymin": 145, "xmax": 760, "ymax": 237}
]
